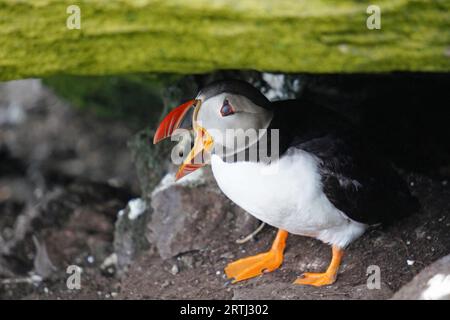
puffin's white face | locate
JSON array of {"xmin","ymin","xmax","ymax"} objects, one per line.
[
  {"xmin": 195, "ymin": 92, "xmax": 273, "ymax": 157},
  {"xmin": 153, "ymin": 80, "xmax": 273, "ymax": 180}
]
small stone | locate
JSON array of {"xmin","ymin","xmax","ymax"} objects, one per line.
[
  {"xmin": 87, "ymin": 256, "xmax": 94, "ymax": 264},
  {"xmin": 101, "ymin": 253, "xmax": 117, "ymax": 269},
  {"xmin": 170, "ymin": 264, "xmax": 179, "ymax": 275},
  {"xmin": 127, "ymin": 198, "xmax": 147, "ymax": 220},
  {"xmin": 30, "ymin": 275, "xmax": 43, "ymax": 283},
  {"xmin": 220, "ymin": 252, "xmax": 235, "ymax": 259}
]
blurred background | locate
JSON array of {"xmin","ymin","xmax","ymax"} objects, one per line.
[{"xmin": 0, "ymin": 0, "xmax": 449, "ymax": 300}]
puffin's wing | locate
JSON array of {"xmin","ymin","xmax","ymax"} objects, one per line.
[{"xmin": 295, "ymin": 134, "xmax": 416, "ymax": 225}]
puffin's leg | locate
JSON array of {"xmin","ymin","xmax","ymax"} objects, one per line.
[
  {"xmin": 294, "ymin": 245, "xmax": 343, "ymax": 287},
  {"xmin": 225, "ymin": 229, "xmax": 288, "ymax": 283}
]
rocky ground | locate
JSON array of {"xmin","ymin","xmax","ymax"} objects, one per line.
[
  {"xmin": 0, "ymin": 77, "xmax": 449, "ymax": 300},
  {"xmin": 0, "ymin": 79, "xmax": 137, "ymax": 299},
  {"xmin": 120, "ymin": 168, "xmax": 450, "ymax": 300}
]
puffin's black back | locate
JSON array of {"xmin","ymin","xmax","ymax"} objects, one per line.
[{"xmin": 269, "ymin": 98, "xmax": 419, "ymax": 226}]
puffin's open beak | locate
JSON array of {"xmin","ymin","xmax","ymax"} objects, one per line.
[
  {"xmin": 153, "ymin": 99, "xmax": 213, "ymax": 181},
  {"xmin": 175, "ymin": 125, "xmax": 213, "ymax": 180}
]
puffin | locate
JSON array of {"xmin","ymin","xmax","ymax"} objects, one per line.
[{"xmin": 153, "ymin": 79, "xmax": 417, "ymax": 287}]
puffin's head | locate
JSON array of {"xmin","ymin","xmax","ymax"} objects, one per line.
[{"xmin": 153, "ymin": 80, "xmax": 273, "ymax": 180}]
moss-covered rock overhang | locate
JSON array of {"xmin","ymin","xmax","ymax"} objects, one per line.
[{"xmin": 0, "ymin": 0, "xmax": 449, "ymax": 80}]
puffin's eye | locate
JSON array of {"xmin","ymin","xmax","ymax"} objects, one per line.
[{"xmin": 220, "ymin": 99, "xmax": 235, "ymax": 117}]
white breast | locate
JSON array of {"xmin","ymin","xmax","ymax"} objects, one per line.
[{"xmin": 210, "ymin": 148, "xmax": 367, "ymax": 248}]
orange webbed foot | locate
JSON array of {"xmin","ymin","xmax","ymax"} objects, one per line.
[
  {"xmin": 225, "ymin": 229, "xmax": 288, "ymax": 283},
  {"xmin": 294, "ymin": 272, "xmax": 336, "ymax": 287},
  {"xmin": 225, "ymin": 250, "xmax": 283, "ymax": 283},
  {"xmin": 294, "ymin": 245, "xmax": 344, "ymax": 287}
]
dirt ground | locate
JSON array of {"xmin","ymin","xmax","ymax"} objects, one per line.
[
  {"xmin": 0, "ymin": 79, "xmax": 449, "ymax": 300},
  {"xmin": 2, "ymin": 170, "xmax": 448, "ymax": 300}
]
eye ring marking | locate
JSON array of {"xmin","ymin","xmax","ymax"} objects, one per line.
[{"xmin": 220, "ymin": 99, "xmax": 235, "ymax": 117}]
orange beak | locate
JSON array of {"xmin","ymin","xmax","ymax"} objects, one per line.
[
  {"xmin": 153, "ymin": 99, "xmax": 214, "ymax": 181},
  {"xmin": 153, "ymin": 99, "xmax": 196, "ymax": 144}
]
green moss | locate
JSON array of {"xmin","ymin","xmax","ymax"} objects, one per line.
[{"xmin": 0, "ymin": 0, "xmax": 449, "ymax": 80}]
